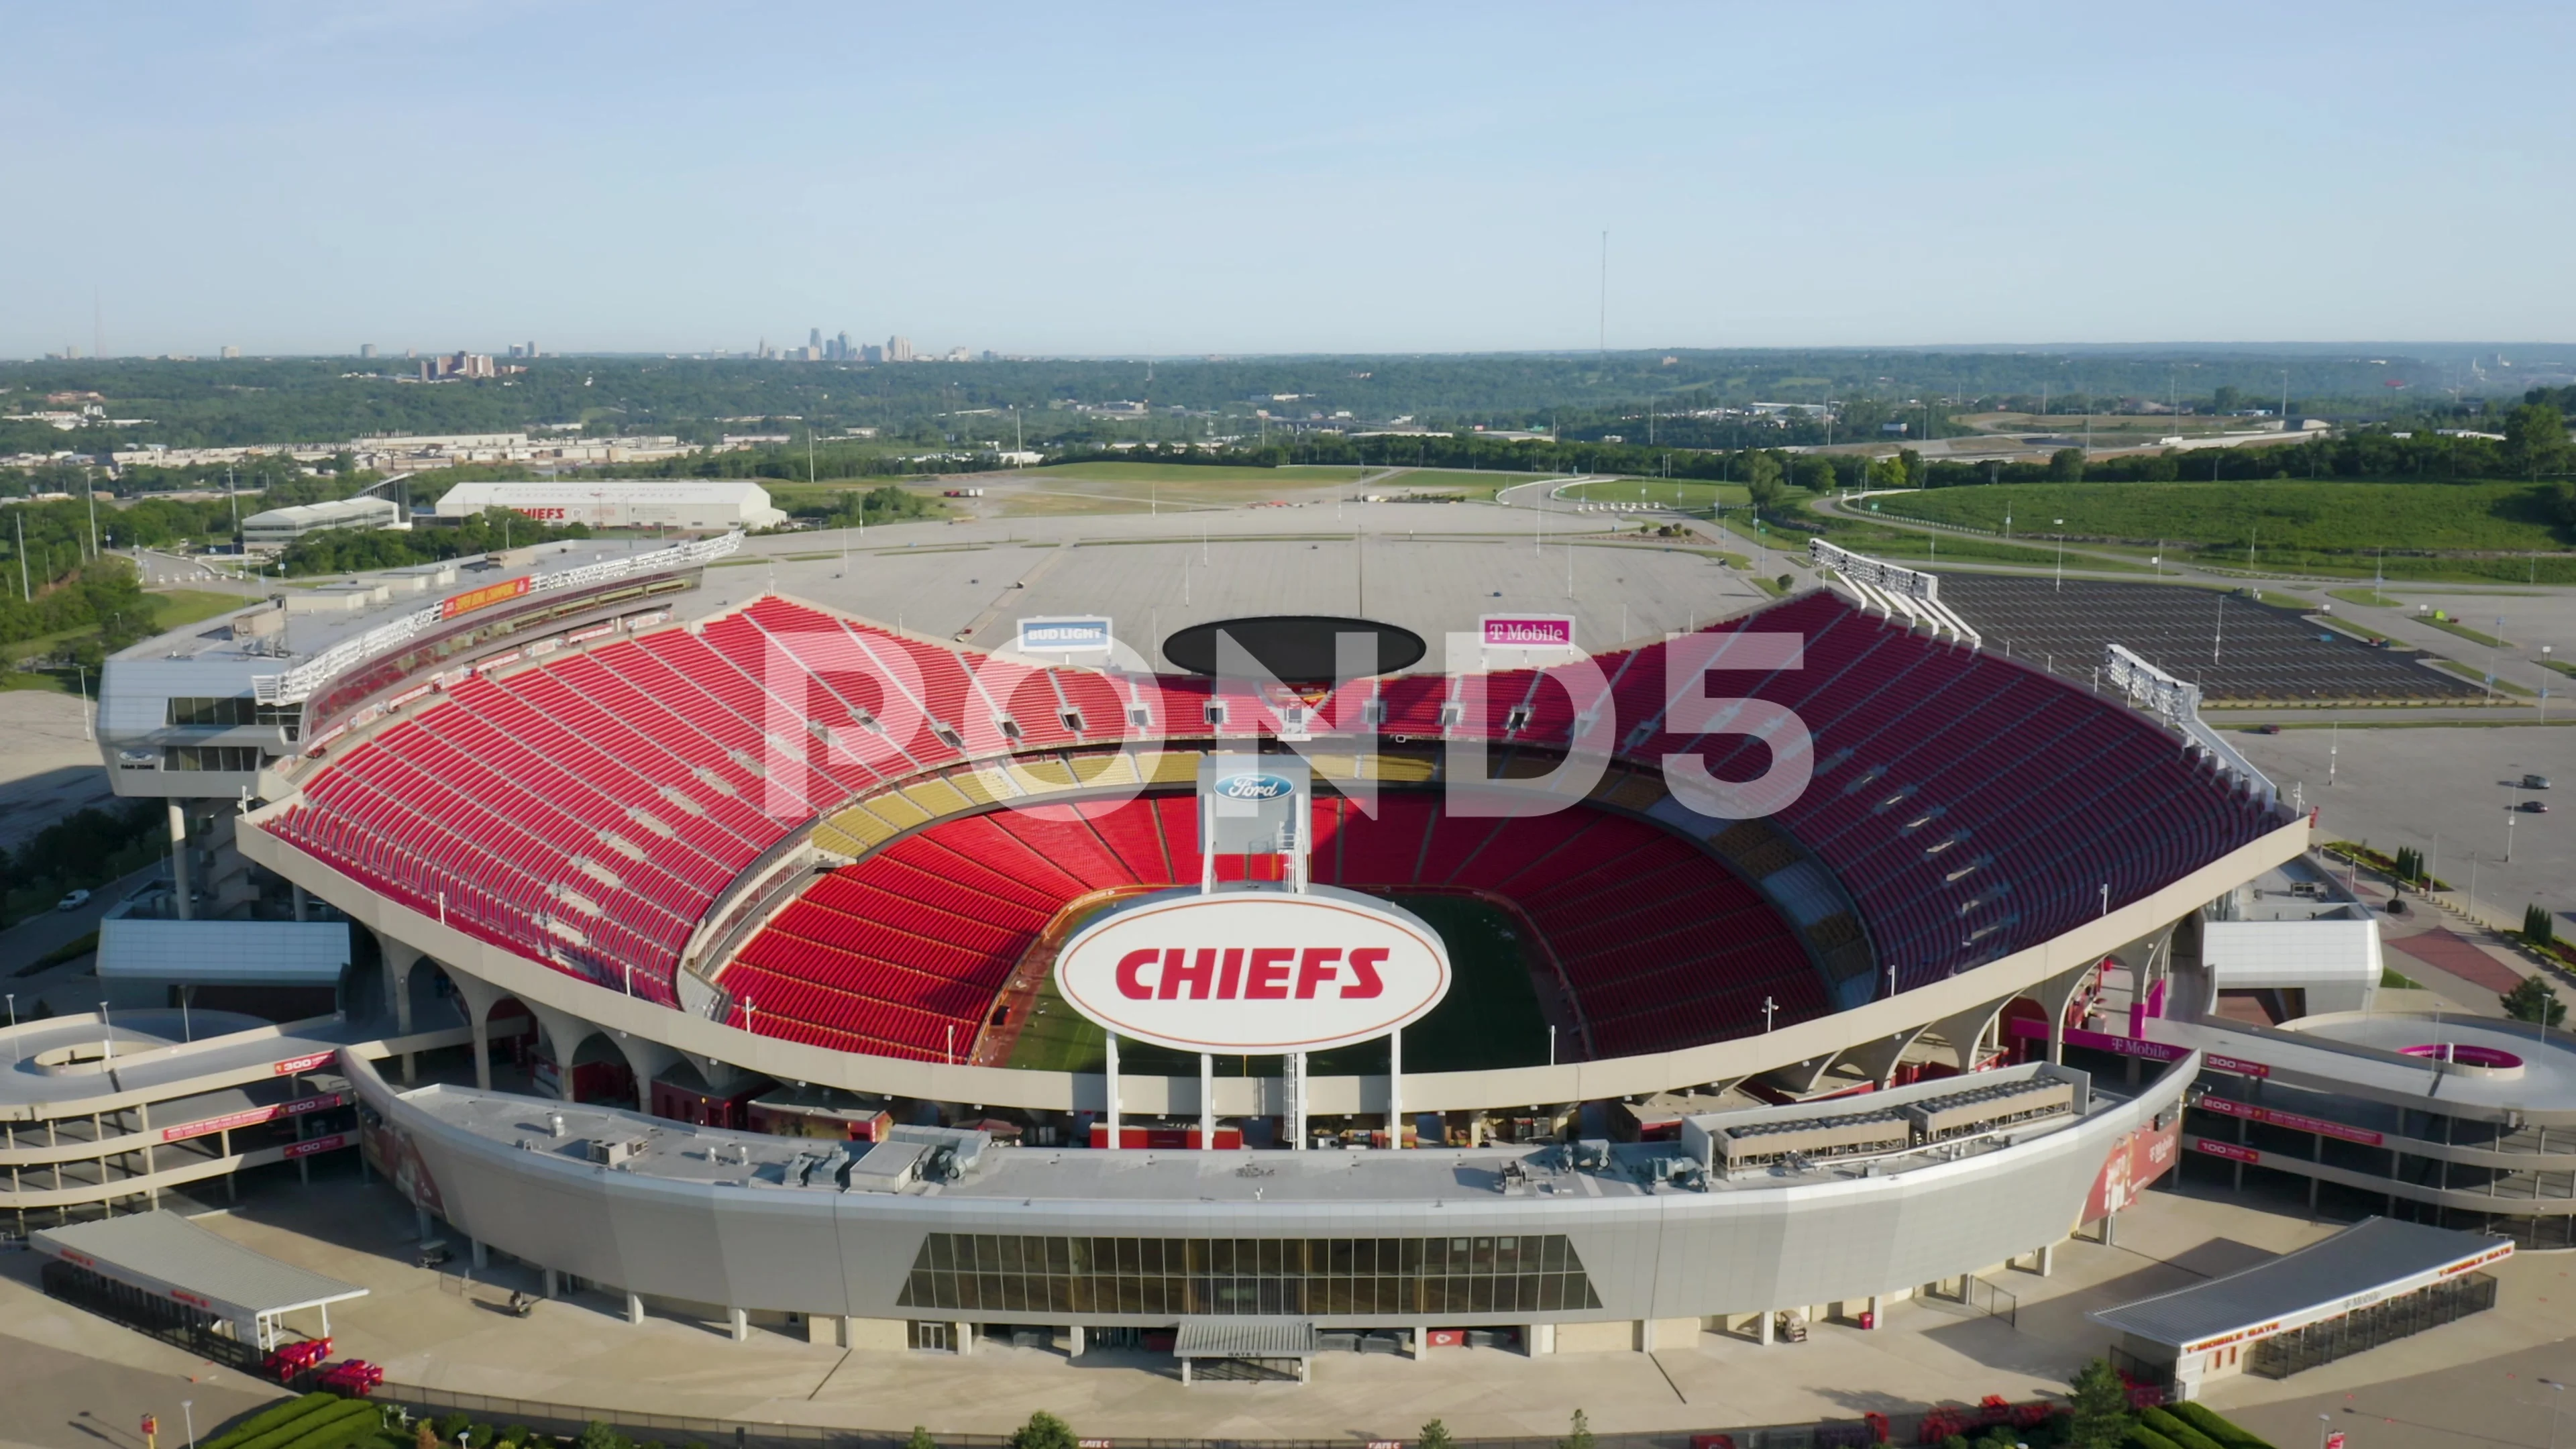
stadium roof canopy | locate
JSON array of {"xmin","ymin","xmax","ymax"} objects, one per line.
[
  {"xmin": 34, "ymin": 1211, "xmax": 368, "ymax": 1339},
  {"xmin": 1174, "ymin": 1316, "xmax": 1320, "ymax": 1359},
  {"xmin": 2090, "ymin": 1217, "xmax": 2507, "ymax": 1353}
]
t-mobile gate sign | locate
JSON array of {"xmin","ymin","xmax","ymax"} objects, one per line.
[
  {"xmin": 1480, "ymin": 614, "xmax": 1574, "ymax": 649},
  {"xmin": 1055, "ymin": 886, "xmax": 1451, "ymax": 1054}
]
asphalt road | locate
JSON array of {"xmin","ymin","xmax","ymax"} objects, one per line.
[{"xmin": 0, "ymin": 863, "xmax": 163, "ymax": 978}]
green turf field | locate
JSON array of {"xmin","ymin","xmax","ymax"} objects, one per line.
[{"xmin": 1003, "ymin": 891, "xmax": 1552, "ymax": 1078}]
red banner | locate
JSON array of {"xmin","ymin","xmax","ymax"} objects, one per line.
[
  {"xmin": 283, "ymin": 1133, "xmax": 350, "ymax": 1160},
  {"xmin": 2084, "ymin": 1109, "xmax": 2182, "ymax": 1220},
  {"xmin": 2194, "ymin": 1136, "xmax": 2261, "ymax": 1164},
  {"xmin": 2194, "ymin": 1095, "xmax": 2379, "ymax": 1146},
  {"xmin": 161, "ymin": 1091, "xmax": 346, "ymax": 1143},
  {"xmin": 2010, "ymin": 1021, "xmax": 2271, "ymax": 1077},
  {"xmin": 272, "ymin": 1051, "xmax": 337, "ymax": 1076}
]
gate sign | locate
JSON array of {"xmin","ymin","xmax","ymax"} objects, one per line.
[
  {"xmin": 1481, "ymin": 614, "xmax": 1575, "ymax": 649},
  {"xmin": 1016, "ymin": 615, "xmax": 1114, "ymax": 653},
  {"xmin": 1055, "ymin": 887, "xmax": 1451, "ymax": 1054}
]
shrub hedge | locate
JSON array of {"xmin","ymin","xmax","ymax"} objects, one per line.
[
  {"xmin": 2165, "ymin": 1403, "xmax": 2277, "ymax": 1449},
  {"xmin": 205, "ymin": 1396, "xmax": 345, "ymax": 1449}
]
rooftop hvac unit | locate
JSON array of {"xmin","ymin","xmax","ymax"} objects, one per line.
[{"xmin": 584, "ymin": 1138, "xmax": 644, "ymax": 1167}]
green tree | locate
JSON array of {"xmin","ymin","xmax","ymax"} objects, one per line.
[
  {"xmin": 2524, "ymin": 903, "xmax": 2556, "ymax": 946},
  {"xmin": 1793, "ymin": 454, "xmax": 1835, "ymax": 492},
  {"xmin": 2502, "ymin": 975, "xmax": 2567, "ymax": 1027},
  {"xmin": 1864, "ymin": 453, "xmax": 1910, "ymax": 490},
  {"xmin": 1419, "ymin": 1421, "xmax": 1455, "ymax": 1449},
  {"xmin": 2504, "ymin": 402, "xmax": 2569, "ymax": 479},
  {"xmin": 2064, "ymin": 1357, "xmax": 2134, "ymax": 1449},
  {"xmin": 1559, "ymin": 1409, "xmax": 1595, "ymax": 1449},
  {"xmin": 1899, "ymin": 447, "xmax": 1927, "ymax": 488},
  {"xmin": 907, "ymin": 1430, "xmax": 936, "ymax": 1449},
  {"xmin": 2212, "ymin": 384, "xmax": 2243, "ymax": 413},
  {"xmin": 1740, "ymin": 450, "xmax": 1784, "ymax": 515},
  {"xmin": 2049, "ymin": 447, "xmax": 2088, "ymax": 482},
  {"xmin": 576, "ymin": 1422, "xmax": 629, "ymax": 1449},
  {"xmin": 1007, "ymin": 1413, "xmax": 1077, "ymax": 1449}
]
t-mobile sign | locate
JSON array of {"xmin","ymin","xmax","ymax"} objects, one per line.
[{"xmin": 1480, "ymin": 614, "xmax": 1574, "ymax": 649}]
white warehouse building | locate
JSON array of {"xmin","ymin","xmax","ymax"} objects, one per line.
[{"xmin": 434, "ymin": 480, "xmax": 789, "ymax": 532}]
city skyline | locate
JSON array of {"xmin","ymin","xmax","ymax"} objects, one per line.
[{"xmin": 5, "ymin": 3, "xmax": 2573, "ymax": 358}]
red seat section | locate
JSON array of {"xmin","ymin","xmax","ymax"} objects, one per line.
[
  {"xmin": 720, "ymin": 790, "xmax": 1819, "ymax": 1061},
  {"xmin": 261, "ymin": 587, "xmax": 2272, "ymax": 1065}
]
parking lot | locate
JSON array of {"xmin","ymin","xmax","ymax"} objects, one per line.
[{"xmin": 1935, "ymin": 576, "xmax": 2485, "ymax": 703}]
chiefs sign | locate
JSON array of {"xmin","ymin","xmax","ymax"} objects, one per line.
[{"xmin": 1055, "ymin": 887, "xmax": 1450, "ymax": 1054}]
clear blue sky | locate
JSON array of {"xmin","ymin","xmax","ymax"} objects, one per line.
[{"xmin": 6, "ymin": 3, "xmax": 2570, "ymax": 358}]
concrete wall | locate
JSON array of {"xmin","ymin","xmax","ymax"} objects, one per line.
[{"xmin": 345, "ymin": 1049, "xmax": 2196, "ymax": 1333}]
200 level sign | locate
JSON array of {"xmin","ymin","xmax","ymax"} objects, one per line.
[{"xmin": 1053, "ymin": 886, "xmax": 1452, "ymax": 1054}]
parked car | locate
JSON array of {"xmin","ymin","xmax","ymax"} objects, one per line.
[
  {"xmin": 2519, "ymin": 800, "xmax": 2550, "ymax": 813},
  {"xmin": 2252, "ymin": 724, "xmax": 2283, "ymax": 735},
  {"xmin": 2522, "ymin": 773, "xmax": 2553, "ymax": 790},
  {"xmin": 54, "ymin": 889, "xmax": 90, "ymax": 912}
]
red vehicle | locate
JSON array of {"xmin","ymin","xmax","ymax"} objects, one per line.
[
  {"xmin": 317, "ymin": 1359, "xmax": 384, "ymax": 1396},
  {"xmin": 263, "ymin": 1338, "xmax": 331, "ymax": 1381}
]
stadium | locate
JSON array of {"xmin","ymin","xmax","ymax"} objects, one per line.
[{"xmin": 37, "ymin": 502, "xmax": 2565, "ymax": 1411}]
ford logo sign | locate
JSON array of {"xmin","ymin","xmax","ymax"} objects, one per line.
[{"xmin": 1216, "ymin": 773, "xmax": 1295, "ymax": 800}]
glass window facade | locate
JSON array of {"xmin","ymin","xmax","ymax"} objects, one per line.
[
  {"xmin": 164, "ymin": 745, "xmax": 264, "ymax": 772},
  {"xmin": 166, "ymin": 698, "xmax": 299, "ymax": 729},
  {"xmin": 896, "ymin": 1233, "xmax": 1601, "ymax": 1318}
]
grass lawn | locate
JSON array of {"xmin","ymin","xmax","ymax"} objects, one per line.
[
  {"xmin": 1023, "ymin": 462, "xmax": 1371, "ymax": 486},
  {"xmin": 1560, "ymin": 479, "xmax": 1751, "ymax": 509},
  {"xmin": 2328, "ymin": 588, "xmax": 2403, "ymax": 607},
  {"xmin": 1005, "ymin": 892, "xmax": 1550, "ymax": 1078},
  {"xmin": 1864, "ymin": 480, "xmax": 2575, "ymax": 574},
  {"xmin": 2424, "ymin": 657, "xmax": 2536, "ymax": 696},
  {"xmin": 4, "ymin": 588, "xmax": 246, "ymax": 680},
  {"xmin": 1382, "ymin": 468, "xmax": 1556, "ymax": 498},
  {"xmin": 993, "ymin": 462, "xmax": 1373, "ymax": 517},
  {"xmin": 1794, "ymin": 517, "xmax": 2154, "ymax": 573},
  {"xmin": 2540, "ymin": 658, "xmax": 2576, "ymax": 680},
  {"xmin": 2422, "ymin": 616, "xmax": 2513, "ymax": 650}
]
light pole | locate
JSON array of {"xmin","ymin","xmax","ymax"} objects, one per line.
[
  {"xmin": 2053, "ymin": 519, "xmax": 2065, "ymax": 591},
  {"xmin": 1763, "ymin": 996, "xmax": 1778, "ymax": 1032},
  {"xmin": 182, "ymin": 1401, "xmax": 195, "ymax": 1449},
  {"xmin": 2314, "ymin": 1415, "xmax": 2330, "ymax": 1449},
  {"xmin": 2541, "ymin": 1379, "xmax": 2565, "ymax": 1449}
]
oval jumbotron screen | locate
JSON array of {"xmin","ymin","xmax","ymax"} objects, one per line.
[{"xmin": 1161, "ymin": 615, "xmax": 1426, "ymax": 682}]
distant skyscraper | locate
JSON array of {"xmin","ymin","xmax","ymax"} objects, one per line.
[
  {"xmin": 360, "ymin": 343, "xmax": 377, "ymax": 359},
  {"xmin": 219, "ymin": 345, "xmax": 241, "ymax": 360},
  {"xmin": 525, "ymin": 340, "xmax": 539, "ymax": 359},
  {"xmin": 861, "ymin": 343, "xmax": 884, "ymax": 364},
  {"xmin": 835, "ymin": 330, "xmax": 852, "ymax": 361},
  {"xmin": 809, "ymin": 327, "xmax": 823, "ymax": 352},
  {"xmin": 887, "ymin": 335, "xmax": 913, "ymax": 363}
]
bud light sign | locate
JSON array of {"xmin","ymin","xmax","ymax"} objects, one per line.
[
  {"xmin": 1055, "ymin": 887, "xmax": 1452, "ymax": 1053},
  {"xmin": 1016, "ymin": 616, "xmax": 1114, "ymax": 653},
  {"xmin": 1215, "ymin": 771, "xmax": 1295, "ymax": 801}
]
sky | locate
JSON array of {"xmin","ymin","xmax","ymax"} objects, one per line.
[{"xmin": 4, "ymin": 2, "xmax": 2572, "ymax": 359}]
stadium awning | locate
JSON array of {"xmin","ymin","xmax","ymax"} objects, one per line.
[
  {"xmin": 2090, "ymin": 1216, "xmax": 2508, "ymax": 1355},
  {"xmin": 1173, "ymin": 1316, "xmax": 1320, "ymax": 1359},
  {"xmin": 34, "ymin": 1211, "xmax": 368, "ymax": 1348}
]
